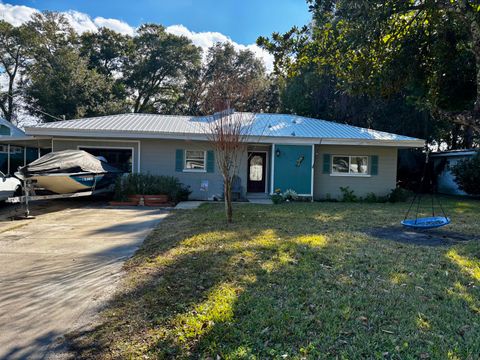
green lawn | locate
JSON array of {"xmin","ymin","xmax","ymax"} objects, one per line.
[{"xmin": 71, "ymin": 198, "xmax": 480, "ymax": 359}]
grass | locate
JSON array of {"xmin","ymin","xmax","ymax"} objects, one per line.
[{"xmin": 70, "ymin": 197, "xmax": 480, "ymax": 359}]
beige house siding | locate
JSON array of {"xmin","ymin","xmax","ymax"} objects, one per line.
[{"xmin": 313, "ymin": 145, "xmax": 398, "ymax": 200}]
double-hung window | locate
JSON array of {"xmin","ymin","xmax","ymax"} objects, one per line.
[
  {"xmin": 332, "ymin": 155, "xmax": 369, "ymax": 175},
  {"xmin": 184, "ymin": 150, "xmax": 206, "ymax": 171}
]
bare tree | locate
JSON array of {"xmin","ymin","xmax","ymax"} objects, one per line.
[{"xmin": 204, "ymin": 106, "xmax": 254, "ymax": 223}]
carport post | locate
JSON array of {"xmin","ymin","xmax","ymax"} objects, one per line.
[
  {"xmin": 24, "ymin": 146, "xmax": 27, "ymax": 166},
  {"xmin": 7, "ymin": 144, "xmax": 10, "ymax": 175},
  {"xmin": 37, "ymin": 147, "xmax": 40, "ymax": 159}
]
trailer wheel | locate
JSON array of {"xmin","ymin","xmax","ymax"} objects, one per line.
[{"xmin": 14, "ymin": 186, "xmax": 22, "ymax": 196}]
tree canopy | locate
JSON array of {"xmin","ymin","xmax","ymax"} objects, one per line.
[
  {"xmin": 1, "ymin": 2, "xmax": 479, "ymax": 150},
  {"xmin": 0, "ymin": 11, "xmax": 272, "ymax": 124},
  {"xmin": 258, "ymin": 0, "xmax": 480, "ymax": 148}
]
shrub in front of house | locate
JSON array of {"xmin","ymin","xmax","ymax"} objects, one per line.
[
  {"xmin": 451, "ymin": 152, "xmax": 480, "ymax": 196},
  {"xmin": 335, "ymin": 187, "xmax": 408, "ymax": 203},
  {"xmin": 114, "ymin": 173, "xmax": 191, "ymax": 204},
  {"xmin": 363, "ymin": 192, "xmax": 389, "ymax": 203},
  {"xmin": 387, "ymin": 187, "xmax": 413, "ymax": 203},
  {"xmin": 270, "ymin": 188, "xmax": 300, "ymax": 204},
  {"xmin": 270, "ymin": 193, "xmax": 284, "ymax": 204},
  {"xmin": 339, "ymin": 186, "xmax": 358, "ymax": 202},
  {"xmin": 363, "ymin": 192, "xmax": 378, "ymax": 203},
  {"xmin": 283, "ymin": 189, "xmax": 299, "ymax": 201}
]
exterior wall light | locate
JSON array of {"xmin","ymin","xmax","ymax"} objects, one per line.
[{"xmin": 276, "ymin": 149, "xmax": 281, "ymax": 157}]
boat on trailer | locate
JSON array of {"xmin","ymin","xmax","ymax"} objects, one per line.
[{"xmin": 15, "ymin": 149, "xmax": 123, "ymax": 195}]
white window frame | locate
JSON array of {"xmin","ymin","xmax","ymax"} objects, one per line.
[
  {"xmin": 331, "ymin": 155, "xmax": 371, "ymax": 177},
  {"xmin": 183, "ymin": 149, "xmax": 207, "ymax": 173}
]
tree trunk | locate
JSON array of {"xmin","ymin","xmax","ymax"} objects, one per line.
[
  {"xmin": 224, "ymin": 179, "xmax": 233, "ymax": 223},
  {"xmin": 6, "ymin": 74, "xmax": 14, "ymax": 123}
]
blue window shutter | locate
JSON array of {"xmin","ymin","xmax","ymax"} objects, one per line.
[
  {"xmin": 371, "ymin": 155, "xmax": 379, "ymax": 175},
  {"xmin": 206, "ymin": 150, "xmax": 214, "ymax": 173},
  {"xmin": 175, "ymin": 149, "xmax": 184, "ymax": 172},
  {"xmin": 322, "ymin": 154, "xmax": 331, "ymax": 174}
]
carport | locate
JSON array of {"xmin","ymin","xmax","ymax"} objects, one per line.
[{"xmin": 0, "ymin": 136, "xmax": 52, "ymax": 175}]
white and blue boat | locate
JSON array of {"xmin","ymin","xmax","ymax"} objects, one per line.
[{"xmin": 16, "ymin": 149, "xmax": 123, "ymax": 194}]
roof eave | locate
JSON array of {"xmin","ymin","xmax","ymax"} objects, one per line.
[
  {"xmin": 431, "ymin": 151, "xmax": 478, "ymax": 157},
  {"xmin": 25, "ymin": 128, "xmax": 425, "ymax": 147}
]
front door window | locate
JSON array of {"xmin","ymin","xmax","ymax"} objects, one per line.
[
  {"xmin": 249, "ymin": 155, "xmax": 263, "ymax": 181},
  {"xmin": 247, "ymin": 152, "xmax": 267, "ymax": 193}
]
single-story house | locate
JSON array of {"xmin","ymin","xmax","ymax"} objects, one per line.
[
  {"xmin": 0, "ymin": 112, "xmax": 424, "ymax": 200},
  {"xmin": 432, "ymin": 149, "xmax": 478, "ymax": 196}
]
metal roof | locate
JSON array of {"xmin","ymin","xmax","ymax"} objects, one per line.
[{"xmin": 25, "ymin": 112, "xmax": 424, "ymax": 146}]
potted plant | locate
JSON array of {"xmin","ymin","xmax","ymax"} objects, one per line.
[
  {"xmin": 144, "ymin": 175, "xmax": 172, "ymax": 206},
  {"xmin": 124, "ymin": 173, "xmax": 144, "ymax": 205}
]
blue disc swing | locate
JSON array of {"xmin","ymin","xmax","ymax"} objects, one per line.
[{"xmin": 401, "ymin": 148, "xmax": 450, "ymax": 229}]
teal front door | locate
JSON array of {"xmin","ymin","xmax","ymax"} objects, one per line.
[{"xmin": 273, "ymin": 145, "xmax": 313, "ymax": 195}]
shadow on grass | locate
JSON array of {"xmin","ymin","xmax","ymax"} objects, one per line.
[
  {"xmin": 367, "ymin": 226, "xmax": 477, "ymax": 247},
  {"xmin": 67, "ymin": 202, "xmax": 480, "ymax": 359}
]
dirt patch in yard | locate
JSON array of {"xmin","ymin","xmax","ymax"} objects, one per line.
[{"xmin": 367, "ymin": 226, "xmax": 477, "ymax": 246}]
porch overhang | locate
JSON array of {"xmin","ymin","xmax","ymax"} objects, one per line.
[{"xmin": 0, "ymin": 135, "xmax": 53, "ymax": 148}]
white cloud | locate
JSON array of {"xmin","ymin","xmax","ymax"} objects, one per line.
[
  {"xmin": 0, "ymin": 2, "xmax": 273, "ymax": 70},
  {"xmin": 166, "ymin": 24, "xmax": 274, "ymax": 72},
  {"xmin": 0, "ymin": 2, "xmax": 37, "ymax": 26},
  {"xmin": 166, "ymin": 24, "xmax": 231, "ymax": 50},
  {"xmin": 63, "ymin": 10, "xmax": 97, "ymax": 33}
]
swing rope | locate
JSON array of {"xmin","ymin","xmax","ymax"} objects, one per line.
[{"xmin": 401, "ymin": 146, "xmax": 450, "ymax": 229}]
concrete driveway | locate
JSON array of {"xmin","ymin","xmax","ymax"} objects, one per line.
[{"xmin": 0, "ymin": 201, "xmax": 168, "ymax": 360}]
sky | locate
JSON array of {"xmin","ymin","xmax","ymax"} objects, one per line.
[{"xmin": 0, "ymin": 0, "xmax": 312, "ymax": 70}]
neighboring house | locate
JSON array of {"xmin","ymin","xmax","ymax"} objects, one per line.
[
  {"xmin": 431, "ymin": 150, "xmax": 478, "ymax": 196},
  {"xmin": 1, "ymin": 112, "xmax": 424, "ymax": 200}
]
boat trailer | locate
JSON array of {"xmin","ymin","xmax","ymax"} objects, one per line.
[{"xmin": 6, "ymin": 180, "xmax": 109, "ymax": 220}]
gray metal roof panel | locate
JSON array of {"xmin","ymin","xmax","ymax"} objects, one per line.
[{"xmin": 27, "ymin": 112, "xmax": 422, "ymax": 142}]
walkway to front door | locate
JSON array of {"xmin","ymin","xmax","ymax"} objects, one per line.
[{"xmin": 247, "ymin": 152, "xmax": 267, "ymax": 193}]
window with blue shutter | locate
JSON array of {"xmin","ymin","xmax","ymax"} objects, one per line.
[{"xmin": 322, "ymin": 154, "xmax": 331, "ymax": 174}]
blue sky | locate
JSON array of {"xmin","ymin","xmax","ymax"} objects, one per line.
[{"xmin": 5, "ymin": 0, "xmax": 311, "ymax": 44}]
